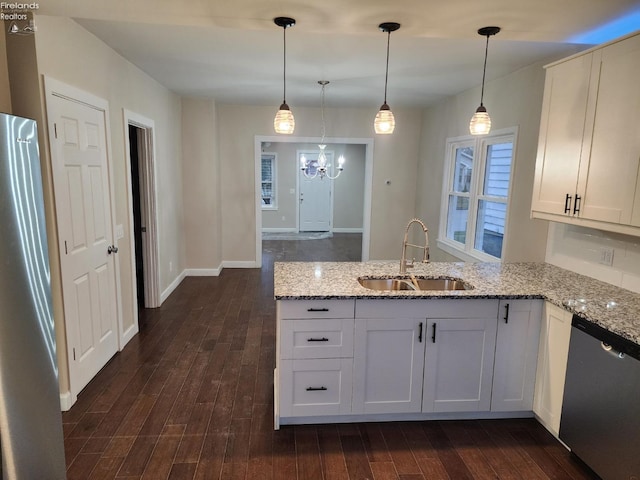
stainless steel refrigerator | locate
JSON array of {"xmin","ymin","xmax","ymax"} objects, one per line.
[{"xmin": 0, "ymin": 113, "xmax": 67, "ymax": 479}]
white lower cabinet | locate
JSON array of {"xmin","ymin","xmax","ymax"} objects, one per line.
[
  {"xmin": 533, "ymin": 301, "xmax": 573, "ymax": 436},
  {"xmin": 277, "ymin": 299, "xmax": 355, "ymax": 421},
  {"xmin": 276, "ymin": 297, "xmax": 553, "ymax": 426},
  {"xmin": 422, "ymin": 316, "xmax": 497, "ymax": 412},
  {"xmin": 279, "ymin": 358, "xmax": 353, "ymax": 417},
  {"xmin": 491, "ymin": 300, "xmax": 542, "ymax": 412},
  {"xmin": 352, "ymin": 318, "xmax": 425, "ymax": 414}
]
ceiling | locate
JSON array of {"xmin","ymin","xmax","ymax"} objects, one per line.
[{"xmin": 37, "ymin": 0, "xmax": 640, "ymax": 108}]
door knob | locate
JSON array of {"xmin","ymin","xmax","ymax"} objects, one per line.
[{"xmin": 107, "ymin": 245, "xmax": 119, "ymax": 254}]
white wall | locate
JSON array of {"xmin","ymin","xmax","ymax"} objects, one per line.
[
  {"xmin": 217, "ymin": 105, "xmax": 423, "ymax": 262},
  {"xmin": 546, "ymin": 223, "xmax": 640, "ymax": 293},
  {"xmin": 8, "ymin": 15, "xmax": 184, "ymax": 395},
  {"xmin": 261, "ymin": 141, "xmax": 366, "ymax": 231},
  {"xmin": 417, "ymin": 61, "xmax": 551, "ymax": 262},
  {"xmin": 182, "ymin": 97, "xmax": 222, "ymax": 273}
]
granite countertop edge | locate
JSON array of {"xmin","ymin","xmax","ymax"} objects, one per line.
[{"xmin": 273, "ymin": 261, "xmax": 640, "ymax": 347}]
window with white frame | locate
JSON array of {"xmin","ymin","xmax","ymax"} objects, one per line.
[
  {"xmin": 261, "ymin": 153, "xmax": 277, "ymax": 209},
  {"xmin": 438, "ymin": 128, "xmax": 516, "ymax": 261}
]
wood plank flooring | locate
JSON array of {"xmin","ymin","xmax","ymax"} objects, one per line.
[{"xmin": 63, "ymin": 234, "xmax": 598, "ymax": 479}]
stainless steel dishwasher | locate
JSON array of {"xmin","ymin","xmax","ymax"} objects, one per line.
[{"xmin": 560, "ymin": 314, "xmax": 640, "ymax": 480}]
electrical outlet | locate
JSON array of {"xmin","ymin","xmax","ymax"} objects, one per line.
[
  {"xmin": 599, "ymin": 247, "xmax": 614, "ymax": 266},
  {"xmin": 169, "ymin": 261, "xmax": 173, "ymax": 272}
]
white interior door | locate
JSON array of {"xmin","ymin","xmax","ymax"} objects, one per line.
[
  {"xmin": 299, "ymin": 150, "xmax": 333, "ymax": 232},
  {"xmin": 47, "ymin": 90, "xmax": 119, "ymax": 397}
]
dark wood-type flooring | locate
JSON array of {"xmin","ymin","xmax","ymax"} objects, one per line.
[{"xmin": 63, "ymin": 233, "xmax": 598, "ymax": 479}]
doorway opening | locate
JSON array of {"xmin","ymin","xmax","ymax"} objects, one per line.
[
  {"xmin": 124, "ymin": 110, "xmax": 160, "ymax": 311},
  {"xmin": 255, "ymin": 135, "xmax": 373, "ymax": 268}
]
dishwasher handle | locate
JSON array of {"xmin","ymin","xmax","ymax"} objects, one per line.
[{"xmin": 601, "ymin": 342, "xmax": 625, "ymax": 359}]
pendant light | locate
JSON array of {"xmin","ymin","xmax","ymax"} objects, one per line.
[
  {"xmin": 300, "ymin": 81, "xmax": 346, "ymax": 180},
  {"xmin": 469, "ymin": 26, "xmax": 500, "ymax": 135},
  {"xmin": 374, "ymin": 22, "xmax": 400, "ymax": 135},
  {"xmin": 273, "ymin": 17, "xmax": 296, "ymax": 134}
]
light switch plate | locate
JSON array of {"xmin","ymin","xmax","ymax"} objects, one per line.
[{"xmin": 115, "ymin": 224, "xmax": 124, "ymax": 239}]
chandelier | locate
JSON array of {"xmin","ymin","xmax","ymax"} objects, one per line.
[{"xmin": 300, "ymin": 81, "xmax": 345, "ymax": 180}]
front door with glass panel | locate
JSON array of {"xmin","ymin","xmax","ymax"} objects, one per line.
[{"xmin": 299, "ymin": 150, "xmax": 333, "ymax": 232}]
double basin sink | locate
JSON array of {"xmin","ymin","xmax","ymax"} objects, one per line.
[{"xmin": 358, "ymin": 275, "xmax": 473, "ymax": 292}]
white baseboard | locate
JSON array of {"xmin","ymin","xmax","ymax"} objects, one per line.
[
  {"xmin": 161, "ymin": 270, "xmax": 186, "ymax": 304},
  {"xmin": 120, "ymin": 322, "xmax": 139, "ymax": 348},
  {"xmin": 222, "ymin": 260, "xmax": 259, "ymax": 269},
  {"xmin": 262, "ymin": 227, "xmax": 297, "ymax": 233},
  {"xmin": 59, "ymin": 391, "xmax": 75, "ymax": 411},
  {"xmin": 332, "ymin": 227, "xmax": 363, "ymax": 233},
  {"xmin": 185, "ymin": 267, "xmax": 222, "ymax": 277}
]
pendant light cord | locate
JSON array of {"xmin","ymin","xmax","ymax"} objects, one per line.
[
  {"xmin": 320, "ymin": 83, "xmax": 326, "ymax": 142},
  {"xmin": 479, "ymin": 34, "xmax": 490, "ymax": 107},
  {"xmin": 282, "ymin": 26, "xmax": 287, "ymax": 103},
  {"xmin": 383, "ymin": 29, "xmax": 391, "ymax": 104}
]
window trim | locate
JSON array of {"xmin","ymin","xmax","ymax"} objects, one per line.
[
  {"xmin": 437, "ymin": 127, "xmax": 518, "ymax": 262},
  {"xmin": 261, "ymin": 152, "xmax": 277, "ymax": 210}
]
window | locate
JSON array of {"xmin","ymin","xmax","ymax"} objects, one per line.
[
  {"xmin": 439, "ymin": 128, "xmax": 516, "ymax": 261},
  {"xmin": 261, "ymin": 153, "xmax": 276, "ymax": 209}
]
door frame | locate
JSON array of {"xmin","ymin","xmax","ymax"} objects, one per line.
[
  {"xmin": 123, "ymin": 110, "xmax": 160, "ymax": 312},
  {"xmin": 44, "ymin": 76, "xmax": 123, "ymax": 405},
  {"xmin": 296, "ymin": 148, "xmax": 335, "ymax": 232},
  {"xmin": 254, "ymin": 135, "xmax": 374, "ymax": 267}
]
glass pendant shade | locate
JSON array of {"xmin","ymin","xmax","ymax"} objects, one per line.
[
  {"xmin": 274, "ymin": 103, "xmax": 295, "ymax": 134},
  {"xmin": 469, "ymin": 105, "xmax": 491, "ymax": 135},
  {"xmin": 374, "ymin": 104, "xmax": 396, "ymax": 134}
]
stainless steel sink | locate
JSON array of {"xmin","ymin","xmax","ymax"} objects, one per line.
[{"xmin": 358, "ymin": 276, "xmax": 473, "ymax": 292}]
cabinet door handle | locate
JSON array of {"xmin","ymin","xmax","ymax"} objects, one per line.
[
  {"xmin": 306, "ymin": 386, "xmax": 328, "ymax": 391},
  {"xmin": 573, "ymin": 195, "xmax": 581, "ymax": 215},
  {"xmin": 504, "ymin": 303, "xmax": 510, "ymax": 324},
  {"xmin": 418, "ymin": 322, "xmax": 423, "ymax": 343},
  {"xmin": 307, "ymin": 308, "xmax": 329, "ymax": 312},
  {"xmin": 307, "ymin": 337, "xmax": 329, "ymax": 342},
  {"xmin": 432, "ymin": 323, "xmax": 437, "ymax": 343},
  {"xmin": 564, "ymin": 193, "xmax": 572, "ymax": 214}
]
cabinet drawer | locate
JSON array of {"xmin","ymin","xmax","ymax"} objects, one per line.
[
  {"xmin": 279, "ymin": 359, "xmax": 353, "ymax": 417},
  {"xmin": 281, "ymin": 319, "xmax": 354, "ymax": 359},
  {"xmin": 279, "ymin": 299, "xmax": 355, "ymax": 319}
]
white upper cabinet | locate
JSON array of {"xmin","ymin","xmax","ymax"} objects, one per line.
[{"xmin": 532, "ymin": 32, "xmax": 640, "ymax": 234}]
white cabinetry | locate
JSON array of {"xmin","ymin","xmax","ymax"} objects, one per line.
[
  {"xmin": 533, "ymin": 302, "xmax": 572, "ymax": 437},
  {"xmin": 491, "ymin": 300, "xmax": 542, "ymax": 412},
  {"xmin": 352, "ymin": 317, "xmax": 425, "ymax": 414},
  {"xmin": 277, "ymin": 300, "xmax": 355, "ymax": 420},
  {"xmin": 532, "ymin": 32, "xmax": 640, "ymax": 234},
  {"xmin": 422, "ymin": 311, "xmax": 497, "ymax": 412}
]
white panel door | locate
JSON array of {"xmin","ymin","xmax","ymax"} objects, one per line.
[
  {"xmin": 492, "ymin": 300, "xmax": 542, "ymax": 412},
  {"xmin": 533, "ymin": 302, "xmax": 572, "ymax": 437},
  {"xmin": 299, "ymin": 151, "xmax": 332, "ymax": 232},
  {"xmin": 48, "ymin": 94, "xmax": 119, "ymax": 395},
  {"xmin": 423, "ymin": 317, "xmax": 497, "ymax": 412},
  {"xmin": 352, "ymin": 318, "xmax": 425, "ymax": 414}
]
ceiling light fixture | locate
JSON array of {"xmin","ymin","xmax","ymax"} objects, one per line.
[
  {"xmin": 374, "ymin": 22, "xmax": 400, "ymax": 135},
  {"xmin": 469, "ymin": 26, "xmax": 500, "ymax": 135},
  {"xmin": 300, "ymin": 81, "xmax": 345, "ymax": 180},
  {"xmin": 273, "ymin": 16, "xmax": 296, "ymax": 135}
]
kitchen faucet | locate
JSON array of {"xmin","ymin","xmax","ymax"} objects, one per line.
[{"xmin": 400, "ymin": 218, "xmax": 430, "ymax": 274}]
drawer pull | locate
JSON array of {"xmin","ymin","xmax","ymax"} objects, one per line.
[
  {"xmin": 307, "ymin": 308, "xmax": 329, "ymax": 312},
  {"xmin": 307, "ymin": 337, "xmax": 330, "ymax": 342},
  {"xmin": 306, "ymin": 386, "xmax": 328, "ymax": 391}
]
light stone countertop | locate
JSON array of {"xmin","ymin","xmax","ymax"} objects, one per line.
[{"xmin": 273, "ymin": 261, "xmax": 640, "ymax": 347}]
